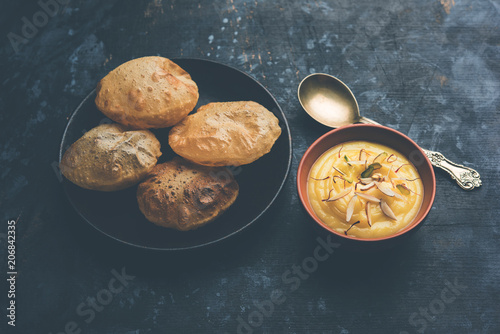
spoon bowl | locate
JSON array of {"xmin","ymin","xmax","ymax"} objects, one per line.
[{"xmin": 298, "ymin": 73, "xmax": 372, "ymax": 127}]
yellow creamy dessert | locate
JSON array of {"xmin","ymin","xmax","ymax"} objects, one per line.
[{"xmin": 307, "ymin": 141, "xmax": 424, "ymax": 238}]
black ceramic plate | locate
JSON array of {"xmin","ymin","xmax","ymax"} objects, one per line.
[{"xmin": 59, "ymin": 58, "xmax": 292, "ymax": 250}]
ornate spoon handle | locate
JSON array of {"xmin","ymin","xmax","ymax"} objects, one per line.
[
  {"xmin": 421, "ymin": 149, "xmax": 482, "ymax": 190},
  {"xmin": 358, "ymin": 117, "xmax": 481, "ymax": 190}
]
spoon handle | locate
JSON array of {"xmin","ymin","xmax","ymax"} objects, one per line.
[
  {"xmin": 358, "ymin": 117, "xmax": 481, "ymax": 190},
  {"xmin": 421, "ymin": 149, "xmax": 482, "ymax": 190},
  {"xmin": 358, "ymin": 117, "xmax": 381, "ymax": 125}
]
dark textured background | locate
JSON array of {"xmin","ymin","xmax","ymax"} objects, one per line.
[{"xmin": 1, "ymin": 0, "xmax": 499, "ymax": 333}]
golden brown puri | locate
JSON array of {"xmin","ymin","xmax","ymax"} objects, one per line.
[
  {"xmin": 95, "ymin": 56, "xmax": 199, "ymax": 129},
  {"xmin": 168, "ymin": 101, "xmax": 281, "ymax": 166},
  {"xmin": 60, "ymin": 123, "xmax": 161, "ymax": 191},
  {"xmin": 136, "ymin": 157, "xmax": 239, "ymax": 231}
]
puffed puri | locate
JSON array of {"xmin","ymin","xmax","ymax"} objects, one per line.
[
  {"xmin": 95, "ymin": 56, "xmax": 199, "ymax": 129},
  {"xmin": 168, "ymin": 101, "xmax": 282, "ymax": 166},
  {"xmin": 59, "ymin": 123, "xmax": 162, "ymax": 191},
  {"xmin": 137, "ymin": 157, "xmax": 239, "ymax": 231}
]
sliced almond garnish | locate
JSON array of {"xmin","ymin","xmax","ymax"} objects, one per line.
[
  {"xmin": 359, "ymin": 149, "xmax": 367, "ymax": 161},
  {"xmin": 385, "ymin": 165, "xmax": 392, "ymax": 179},
  {"xmin": 355, "ymin": 192, "xmax": 381, "ymax": 203},
  {"xmin": 375, "ymin": 181, "xmax": 396, "ymax": 197},
  {"xmin": 332, "ymin": 166, "xmax": 345, "ymax": 175},
  {"xmin": 365, "ymin": 202, "xmax": 372, "ymax": 227},
  {"xmin": 360, "ymin": 177, "xmax": 373, "ymax": 185},
  {"xmin": 346, "ymin": 194, "xmax": 357, "ymax": 222},
  {"xmin": 393, "ymin": 192, "xmax": 406, "ymax": 201},
  {"xmin": 391, "ymin": 177, "xmax": 420, "ymax": 182},
  {"xmin": 380, "ymin": 199, "xmax": 397, "ymax": 220},
  {"xmin": 323, "ymin": 187, "xmax": 352, "ymax": 202},
  {"xmin": 389, "ymin": 176, "xmax": 396, "ymax": 188},
  {"xmin": 358, "ymin": 182, "xmax": 376, "ymax": 191},
  {"xmin": 347, "ymin": 160, "xmax": 366, "ymax": 165}
]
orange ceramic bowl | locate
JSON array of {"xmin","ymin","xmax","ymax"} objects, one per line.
[{"xmin": 297, "ymin": 124, "xmax": 436, "ymax": 251}]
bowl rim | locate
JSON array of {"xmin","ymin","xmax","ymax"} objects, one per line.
[{"xmin": 297, "ymin": 123, "xmax": 436, "ymax": 242}]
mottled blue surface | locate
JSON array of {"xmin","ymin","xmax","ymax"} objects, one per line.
[{"xmin": 1, "ymin": 0, "xmax": 499, "ymax": 333}]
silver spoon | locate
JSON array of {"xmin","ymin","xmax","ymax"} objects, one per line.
[{"xmin": 298, "ymin": 73, "xmax": 482, "ymax": 190}]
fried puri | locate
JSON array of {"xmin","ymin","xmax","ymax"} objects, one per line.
[
  {"xmin": 168, "ymin": 101, "xmax": 281, "ymax": 166},
  {"xmin": 136, "ymin": 157, "xmax": 239, "ymax": 231},
  {"xmin": 95, "ymin": 56, "xmax": 199, "ymax": 129},
  {"xmin": 60, "ymin": 123, "xmax": 161, "ymax": 191}
]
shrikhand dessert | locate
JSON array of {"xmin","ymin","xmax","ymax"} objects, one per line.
[{"xmin": 307, "ymin": 141, "xmax": 424, "ymax": 239}]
